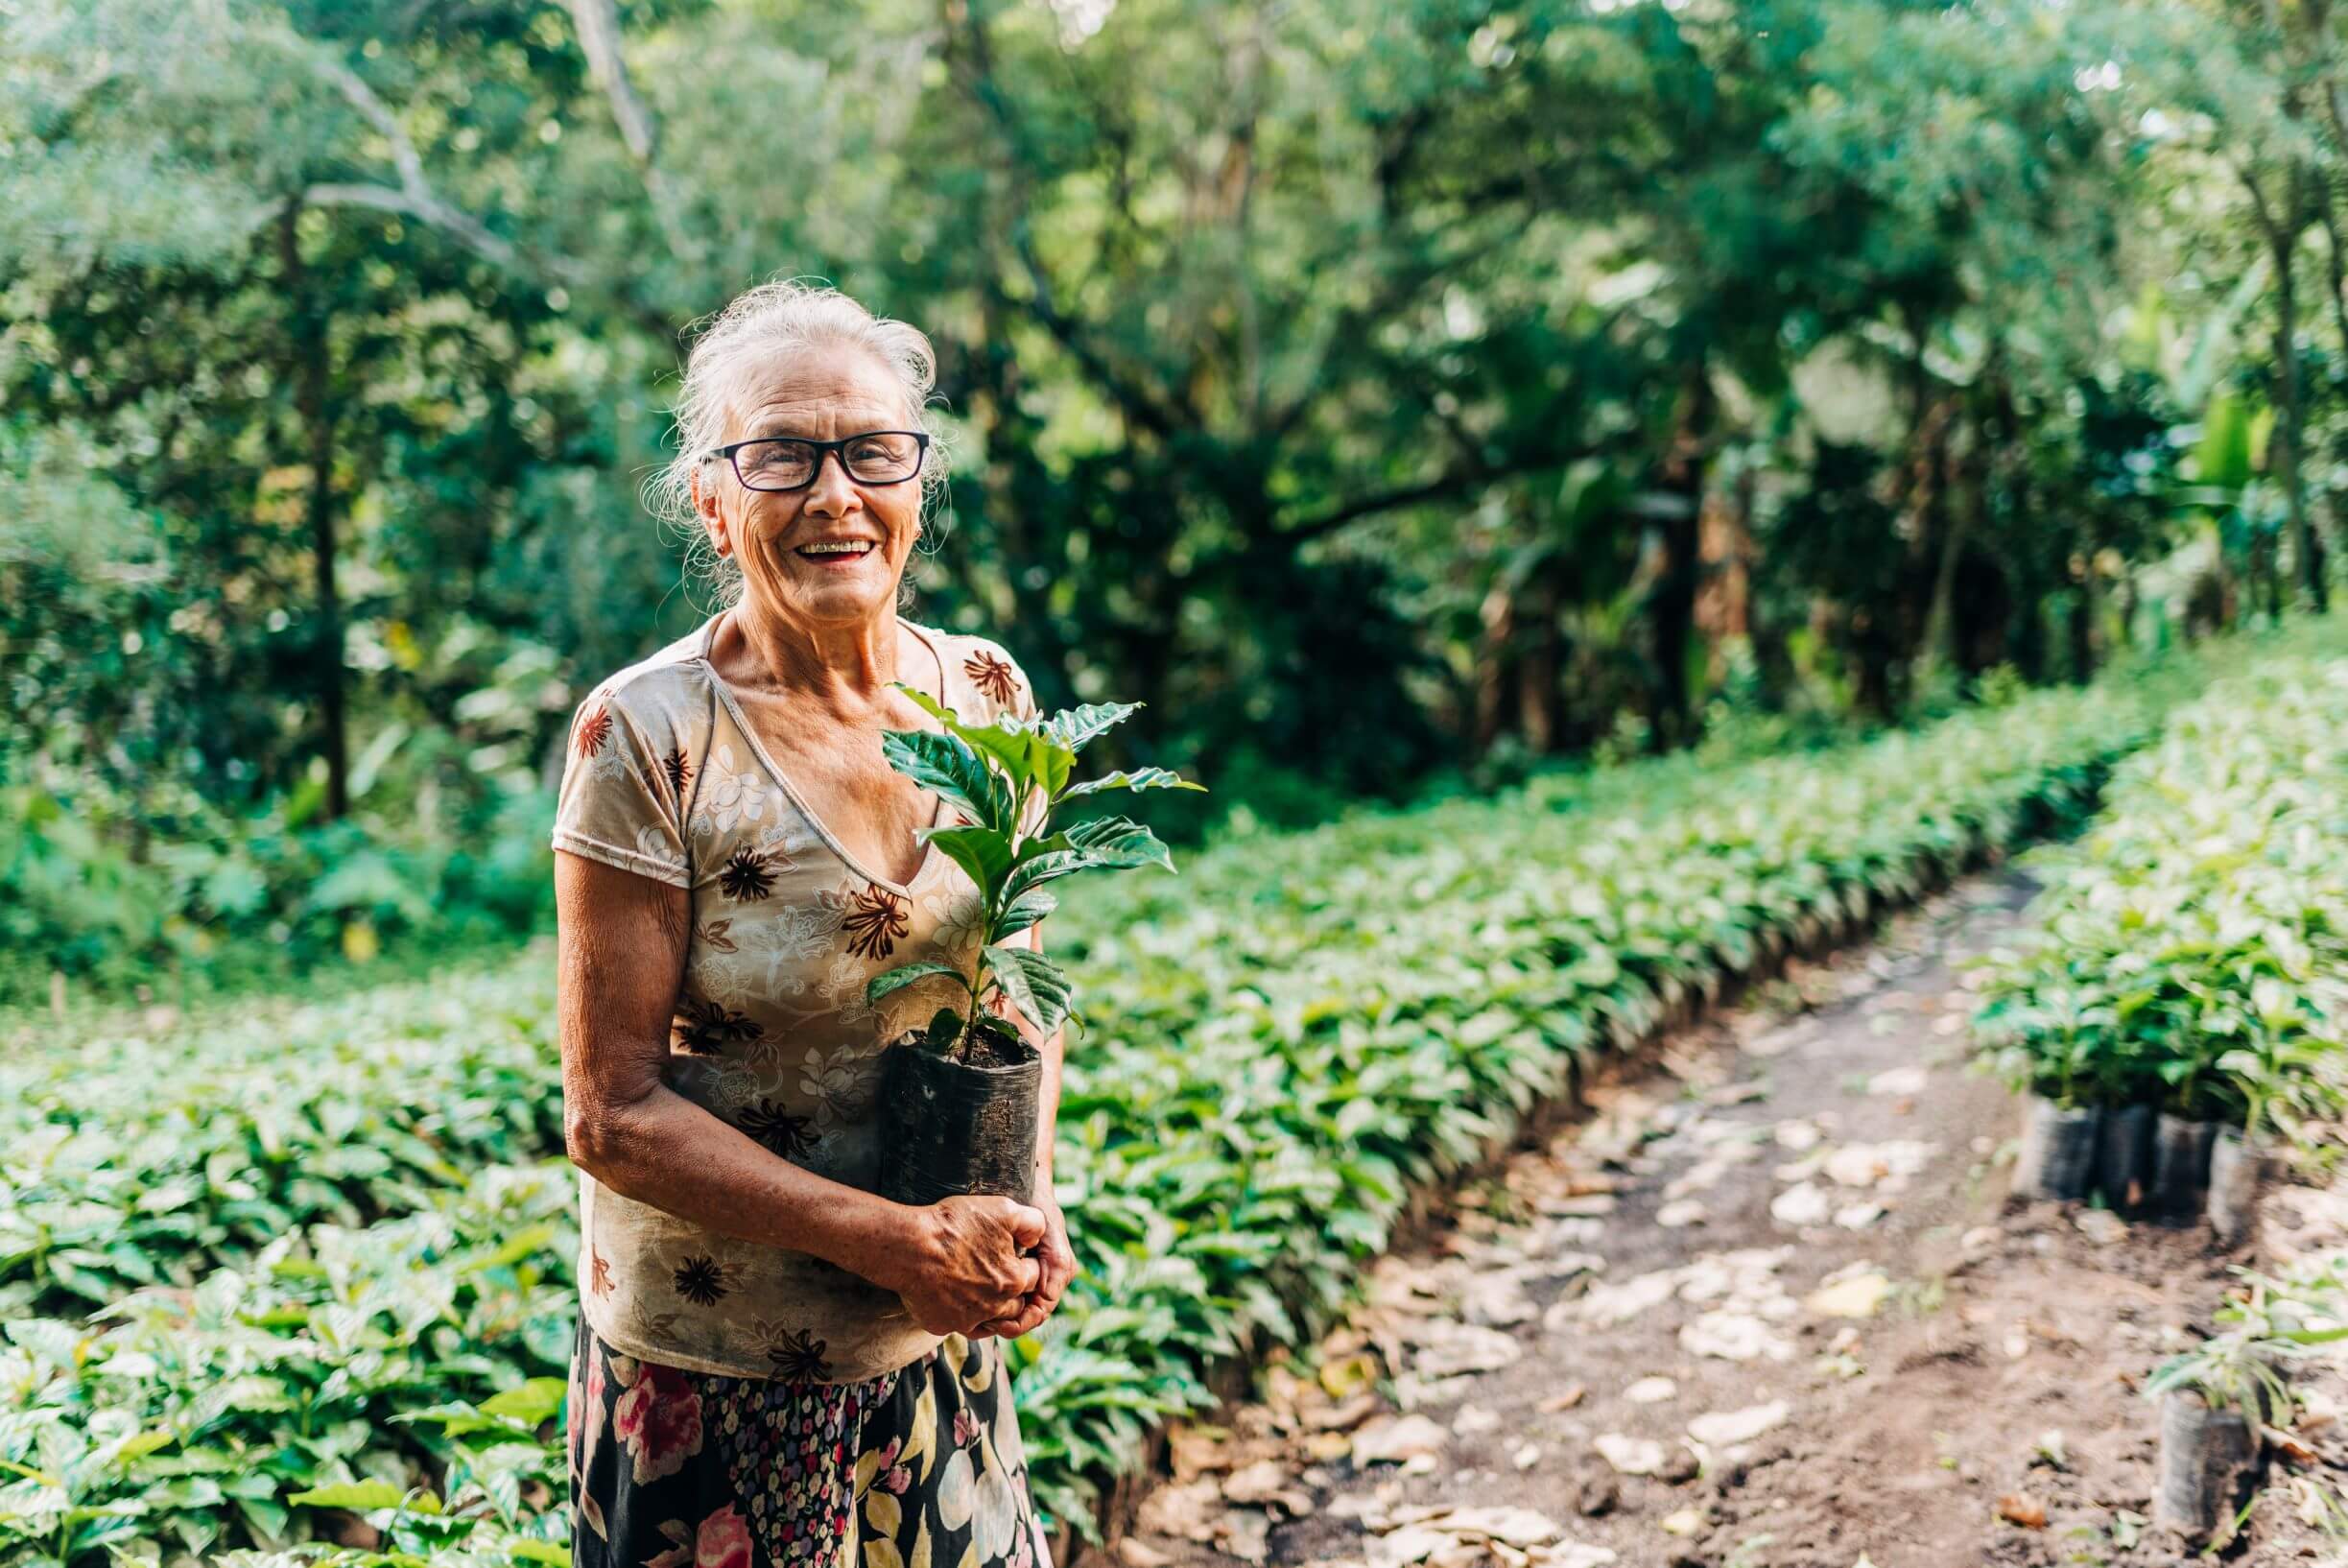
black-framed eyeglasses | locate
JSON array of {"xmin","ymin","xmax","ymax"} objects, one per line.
[{"xmin": 701, "ymin": 431, "xmax": 931, "ymax": 492}]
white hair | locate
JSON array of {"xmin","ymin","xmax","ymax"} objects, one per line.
[{"xmin": 648, "ymin": 279, "xmax": 952, "ymax": 607}]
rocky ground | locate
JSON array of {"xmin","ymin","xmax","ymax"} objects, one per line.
[{"xmin": 1091, "ymin": 872, "xmax": 2348, "ymax": 1568}]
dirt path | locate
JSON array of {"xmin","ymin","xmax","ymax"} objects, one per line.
[{"xmin": 1104, "ymin": 873, "xmax": 2276, "ymax": 1568}]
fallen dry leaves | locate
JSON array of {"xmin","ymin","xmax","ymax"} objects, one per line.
[{"xmin": 1996, "ymin": 1493, "xmax": 2048, "ymax": 1529}]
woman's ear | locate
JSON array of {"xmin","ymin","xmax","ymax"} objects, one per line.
[{"xmin": 691, "ymin": 466, "xmax": 730, "ymax": 558}]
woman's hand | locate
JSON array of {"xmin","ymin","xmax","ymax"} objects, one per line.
[
  {"xmin": 880, "ymin": 1195, "xmax": 1046, "ymax": 1339},
  {"xmin": 974, "ymin": 1191, "xmax": 1077, "ymax": 1342}
]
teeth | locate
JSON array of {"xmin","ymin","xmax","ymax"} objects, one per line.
[{"xmin": 799, "ymin": 541, "xmax": 872, "ymax": 556}]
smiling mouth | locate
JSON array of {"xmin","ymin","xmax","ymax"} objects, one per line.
[{"xmin": 795, "ymin": 540, "xmax": 877, "ymax": 561}]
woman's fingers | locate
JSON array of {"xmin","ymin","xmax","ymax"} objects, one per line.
[
  {"xmin": 1002, "ymin": 1201, "xmax": 1047, "ymax": 1250},
  {"xmin": 984, "ymin": 1256, "xmax": 1040, "ymax": 1299},
  {"xmin": 981, "ymin": 1298, "xmax": 1051, "ymax": 1341},
  {"xmin": 1039, "ymin": 1241, "xmax": 1075, "ymax": 1302},
  {"xmin": 913, "ymin": 1196, "xmax": 1054, "ymax": 1338},
  {"xmin": 968, "ymin": 1293, "xmax": 1030, "ymax": 1337}
]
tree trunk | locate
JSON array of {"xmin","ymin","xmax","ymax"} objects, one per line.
[
  {"xmin": 1648, "ymin": 359, "xmax": 1715, "ymax": 749},
  {"xmin": 2068, "ymin": 582, "xmax": 2095, "ymax": 684},
  {"xmin": 1695, "ymin": 461, "xmax": 1755, "ymax": 685},
  {"xmin": 1475, "ymin": 578, "xmax": 1513, "ymax": 752},
  {"xmin": 1901, "ymin": 392, "xmax": 1962, "ymax": 685},
  {"xmin": 1916, "ymin": 454, "xmax": 1971, "ymax": 680},
  {"xmin": 1929, "ymin": 367, "xmax": 2010, "ymax": 675},
  {"xmin": 2272, "ymin": 186, "xmax": 2327, "ymax": 612},
  {"xmin": 279, "ymin": 205, "xmax": 348, "ymax": 820},
  {"xmin": 2314, "ymin": 174, "xmax": 2348, "ymax": 386},
  {"xmin": 1518, "ymin": 570, "xmax": 1559, "ymax": 753}
]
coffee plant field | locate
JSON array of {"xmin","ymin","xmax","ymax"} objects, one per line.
[
  {"xmin": 1973, "ymin": 637, "xmax": 2348, "ymax": 1135},
  {"xmin": 1, "ymin": 630, "xmax": 2321, "ymax": 1568}
]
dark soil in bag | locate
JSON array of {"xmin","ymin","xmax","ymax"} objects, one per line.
[
  {"xmin": 2206, "ymin": 1128, "xmax": 2263, "ymax": 1244},
  {"xmin": 2097, "ymin": 1103, "xmax": 2154, "ymax": 1210},
  {"xmin": 2013, "ymin": 1097, "xmax": 2100, "ymax": 1201},
  {"xmin": 2155, "ymin": 1390, "xmax": 2261, "ymax": 1537},
  {"xmin": 877, "ymin": 1027, "xmax": 1042, "ymax": 1209},
  {"xmin": 2148, "ymin": 1113, "xmax": 2218, "ymax": 1222}
]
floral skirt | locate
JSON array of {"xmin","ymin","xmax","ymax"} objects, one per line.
[{"xmin": 566, "ymin": 1313, "xmax": 1052, "ymax": 1568}]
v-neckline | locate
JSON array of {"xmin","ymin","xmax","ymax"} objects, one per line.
[{"xmin": 695, "ymin": 610, "xmax": 957, "ymax": 898}]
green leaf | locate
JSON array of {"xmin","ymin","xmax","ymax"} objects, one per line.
[
  {"xmin": 984, "ymin": 944, "xmax": 1074, "ymax": 1037},
  {"xmin": 953, "ymin": 723, "xmax": 1041, "ymax": 797},
  {"xmin": 881, "ymin": 728, "xmax": 1011, "ymax": 833},
  {"xmin": 110, "ymin": 1429, "xmax": 176, "ymax": 1466},
  {"xmin": 237, "ymin": 1496, "xmax": 289, "ymax": 1539},
  {"xmin": 473, "ymin": 1222, "xmax": 557, "ymax": 1273},
  {"xmin": 1058, "ymin": 767, "xmax": 1207, "ymax": 801},
  {"xmin": 896, "ymin": 684, "xmax": 1041, "ymax": 797},
  {"xmin": 866, "ymin": 961, "xmax": 967, "ymax": 1006},
  {"xmin": 1034, "ymin": 732, "xmax": 1077, "ymax": 801},
  {"xmin": 510, "ymin": 1544, "xmax": 572, "ymax": 1565},
  {"xmin": 999, "ymin": 849, "xmax": 1093, "ymax": 905},
  {"xmin": 996, "ymin": 889, "xmax": 1057, "ymax": 939},
  {"xmin": 477, "ymin": 1378, "xmax": 568, "ymax": 1426},
  {"xmin": 1041, "ymin": 701, "xmax": 1143, "ymax": 753},
  {"xmin": 999, "ymin": 818, "xmax": 1174, "ymax": 904},
  {"xmin": 921, "ymin": 824, "xmax": 1016, "ymax": 902},
  {"xmin": 288, "ymin": 1480, "xmax": 410, "ymax": 1511},
  {"xmin": 1063, "ymin": 816, "xmax": 1175, "ymax": 873}
]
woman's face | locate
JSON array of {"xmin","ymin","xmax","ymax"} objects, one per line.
[{"xmin": 697, "ymin": 345, "xmax": 926, "ymax": 632}]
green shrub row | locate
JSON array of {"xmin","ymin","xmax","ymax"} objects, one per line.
[
  {"xmin": 1971, "ymin": 626, "xmax": 2348, "ymax": 1130},
  {"xmin": 0, "ymin": 976, "xmax": 565, "ymax": 1321},
  {"xmin": 0, "ymin": 769, "xmax": 557, "ymax": 1013},
  {"xmin": 0, "ymin": 1165, "xmax": 577, "ymax": 1566},
  {"xmin": 0, "ymin": 643, "xmax": 2234, "ymax": 1565},
  {"xmin": 1013, "ymin": 649, "xmax": 2218, "ymax": 1515}
]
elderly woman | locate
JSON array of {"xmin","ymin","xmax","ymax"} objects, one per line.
[{"xmin": 552, "ymin": 281, "xmax": 1074, "ymax": 1568}]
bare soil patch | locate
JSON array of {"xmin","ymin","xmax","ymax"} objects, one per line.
[{"xmin": 1090, "ymin": 873, "xmax": 2342, "ymax": 1568}]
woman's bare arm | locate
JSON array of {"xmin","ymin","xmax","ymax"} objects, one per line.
[{"xmin": 555, "ymin": 850, "xmax": 1042, "ymax": 1333}]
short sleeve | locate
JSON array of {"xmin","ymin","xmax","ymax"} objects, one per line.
[
  {"xmin": 1013, "ymin": 677, "xmax": 1049, "ymax": 840},
  {"xmin": 1004, "ymin": 650, "xmax": 1041, "ymax": 727},
  {"xmin": 551, "ymin": 688, "xmax": 690, "ymax": 888},
  {"xmin": 961, "ymin": 635, "xmax": 1050, "ymax": 842}
]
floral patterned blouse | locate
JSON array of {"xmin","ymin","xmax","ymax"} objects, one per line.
[{"xmin": 552, "ymin": 611, "xmax": 1041, "ymax": 1382}]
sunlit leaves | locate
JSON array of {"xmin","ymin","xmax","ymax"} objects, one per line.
[
  {"xmin": 0, "ymin": 635, "xmax": 2262, "ymax": 1564},
  {"xmin": 1039, "ymin": 702, "xmax": 1141, "ymax": 755},
  {"xmin": 872, "ymin": 693, "xmax": 1188, "ymax": 1052},
  {"xmin": 919, "ymin": 825, "xmax": 1016, "ymax": 904},
  {"xmin": 896, "ymin": 686, "xmax": 1052, "ymax": 803},
  {"xmin": 1057, "ymin": 768, "xmax": 1208, "ymax": 802},
  {"xmin": 1971, "ymin": 629, "xmax": 2348, "ymax": 1128},
  {"xmin": 866, "ymin": 961, "xmax": 968, "ymax": 1007},
  {"xmin": 983, "ymin": 944, "xmax": 1075, "ymax": 1039},
  {"xmin": 882, "ymin": 730, "xmax": 1013, "ymax": 836}
]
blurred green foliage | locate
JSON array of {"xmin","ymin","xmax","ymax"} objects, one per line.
[
  {"xmin": 0, "ymin": 635, "xmax": 2225, "ymax": 1563},
  {"xmin": 2, "ymin": 0, "xmax": 2341, "ymax": 1002},
  {"xmin": 1972, "ymin": 619, "xmax": 2348, "ymax": 1128}
]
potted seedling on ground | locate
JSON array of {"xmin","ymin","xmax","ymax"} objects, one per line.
[
  {"xmin": 2208, "ymin": 984, "xmax": 2347, "ymax": 1242},
  {"xmin": 2086, "ymin": 1024, "xmax": 2164, "ymax": 1213},
  {"xmin": 2146, "ymin": 1266, "xmax": 2348, "ymax": 1538},
  {"xmin": 1972, "ymin": 979, "xmax": 2112, "ymax": 1203},
  {"xmin": 2148, "ymin": 1027, "xmax": 2237, "ymax": 1223},
  {"xmin": 864, "ymin": 688, "xmax": 1203, "ymax": 1207}
]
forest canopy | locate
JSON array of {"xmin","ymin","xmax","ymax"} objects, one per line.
[{"xmin": 1, "ymin": 0, "xmax": 2336, "ymax": 1003}]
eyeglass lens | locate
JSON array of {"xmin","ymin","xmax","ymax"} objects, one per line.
[{"xmin": 734, "ymin": 434, "xmax": 922, "ymax": 489}]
